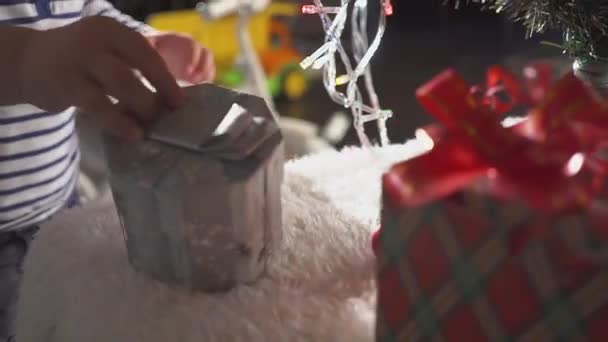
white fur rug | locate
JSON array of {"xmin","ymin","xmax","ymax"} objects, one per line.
[{"xmin": 16, "ymin": 142, "xmax": 427, "ymax": 342}]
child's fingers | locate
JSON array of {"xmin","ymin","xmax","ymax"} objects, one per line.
[
  {"xmin": 75, "ymin": 81, "xmax": 143, "ymax": 141},
  {"xmin": 186, "ymin": 39, "xmax": 202, "ymax": 76},
  {"xmin": 99, "ymin": 111, "xmax": 144, "ymax": 141},
  {"xmin": 88, "ymin": 54, "xmax": 159, "ymax": 122},
  {"xmin": 108, "ymin": 26, "xmax": 183, "ymax": 109},
  {"xmin": 73, "ymin": 80, "xmax": 116, "ymax": 115},
  {"xmin": 189, "ymin": 48, "xmax": 215, "ymax": 83}
]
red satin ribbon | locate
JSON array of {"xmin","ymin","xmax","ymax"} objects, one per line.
[
  {"xmin": 417, "ymin": 63, "xmax": 554, "ymax": 147},
  {"xmin": 471, "ymin": 62, "xmax": 553, "ymax": 115},
  {"xmin": 387, "ymin": 69, "xmax": 603, "ymax": 213},
  {"xmin": 379, "ymin": 65, "xmax": 608, "ymax": 256}
]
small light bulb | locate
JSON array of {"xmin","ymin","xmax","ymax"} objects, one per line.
[
  {"xmin": 302, "ymin": 5, "xmax": 342, "ymax": 15},
  {"xmin": 415, "ymin": 128, "xmax": 434, "ymax": 151},
  {"xmin": 313, "ymin": 54, "xmax": 331, "ymax": 69},
  {"xmin": 384, "ymin": 1, "xmax": 394, "ymax": 16},
  {"xmin": 379, "ymin": 109, "xmax": 393, "ymax": 119},
  {"xmin": 566, "ymin": 153, "xmax": 585, "ymax": 176},
  {"xmin": 302, "ymin": 5, "xmax": 318, "ymax": 14},
  {"xmin": 336, "ymin": 75, "xmax": 349, "ymax": 85},
  {"xmin": 487, "ymin": 168, "xmax": 498, "ymax": 179},
  {"xmin": 355, "ymin": 0, "xmax": 367, "ymax": 8}
]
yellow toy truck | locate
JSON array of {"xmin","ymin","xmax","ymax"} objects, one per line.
[{"xmin": 146, "ymin": 2, "xmax": 308, "ymax": 101}]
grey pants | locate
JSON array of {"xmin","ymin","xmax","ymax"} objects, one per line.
[{"xmin": 0, "ymin": 226, "xmax": 38, "ymax": 342}]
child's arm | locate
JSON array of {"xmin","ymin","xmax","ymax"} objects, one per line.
[
  {"xmin": 82, "ymin": 0, "xmax": 215, "ymax": 84},
  {"xmin": 0, "ymin": 18, "xmax": 182, "ymax": 140},
  {"xmin": 82, "ymin": 0, "xmax": 157, "ymax": 35},
  {"xmin": 0, "ymin": 26, "xmax": 36, "ymax": 106}
]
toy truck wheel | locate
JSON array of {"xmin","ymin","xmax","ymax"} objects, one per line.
[{"xmin": 282, "ymin": 69, "xmax": 307, "ymax": 101}]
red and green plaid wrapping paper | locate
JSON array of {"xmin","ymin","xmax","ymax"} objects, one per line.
[
  {"xmin": 374, "ymin": 64, "xmax": 608, "ymax": 342},
  {"xmin": 376, "ymin": 189, "xmax": 608, "ymax": 342}
]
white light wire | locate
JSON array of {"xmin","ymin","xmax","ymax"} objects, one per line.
[{"xmin": 301, "ymin": 0, "xmax": 391, "ymax": 146}]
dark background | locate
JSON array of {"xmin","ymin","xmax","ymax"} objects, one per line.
[{"xmin": 110, "ymin": 0, "xmax": 566, "ymax": 146}]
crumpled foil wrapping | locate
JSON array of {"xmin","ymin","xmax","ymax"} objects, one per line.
[{"xmin": 102, "ymin": 84, "xmax": 284, "ymax": 292}]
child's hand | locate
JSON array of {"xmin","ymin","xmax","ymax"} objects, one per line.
[
  {"xmin": 147, "ymin": 33, "xmax": 216, "ymax": 84},
  {"xmin": 20, "ymin": 17, "xmax": 183, "ymax": 140}
]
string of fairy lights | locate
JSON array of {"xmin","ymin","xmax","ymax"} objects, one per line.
[{"xmin": 300, "ymin": 0, "xmax": 393, "ymax": 146}]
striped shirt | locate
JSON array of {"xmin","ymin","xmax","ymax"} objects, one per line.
[{"xmin": 0, "ymin": 0, "xmax": 154, "ymax": 231}]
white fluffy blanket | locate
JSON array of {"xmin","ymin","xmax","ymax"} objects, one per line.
[{"xmin": 16, "ymin": 142, "xmax": 427, "ymax": 342}]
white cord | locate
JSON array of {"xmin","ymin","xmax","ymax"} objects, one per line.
[
  {"xmin": 198, "ymin": 0, "xmax": 278, "ymax": 119},
  {"xmin": 301, "ymin": 0, "xmax": 392, "ymax": 146},
  {"xmin": 236, "ymin": 4, "xmax": 278, "ymax": 119}
]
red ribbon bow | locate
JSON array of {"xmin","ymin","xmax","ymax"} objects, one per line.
[
  {"xmin": 472, "ymin": 62, "xmax": 554, "ymax": 114},
  {"xmin": 372, "ymin": 63, "xmax": 608, "ymax": 264},
  {"xmin": 417, "ymin": 63, "xmax": 554, "ymax": 147},
  {"xmin": 385, "ymin": 68, "xmax": 606, "ymax": 212},
  {"xmin": 376, "ymin": 66, "xmax": 608, "ymax": 256}
]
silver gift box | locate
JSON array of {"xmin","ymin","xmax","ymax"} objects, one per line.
[{"xmin": 102, "ymin": 84, "xmax": 284, "ymax": 292}]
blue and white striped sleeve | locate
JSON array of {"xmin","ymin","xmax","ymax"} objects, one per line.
[{"xmin": 82, "ymin": 0, "xmax": 159, "ymax": 35}]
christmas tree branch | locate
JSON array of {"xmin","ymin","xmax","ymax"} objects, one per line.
[{"xmin": 447, "ymin": 1, "xmax": 608, "ymax": 62}]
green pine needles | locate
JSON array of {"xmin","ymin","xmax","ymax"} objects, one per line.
[{"xmin": 446, "ymin": 0, "xmax": 608, "ymax": 62}]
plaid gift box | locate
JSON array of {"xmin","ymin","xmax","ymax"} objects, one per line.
[
  {"xmin": 375, "ymin": 65, "xmax": 608, "ymax": 341},
  {"xmin": 377, "ymin": 189, "xmax": 608, "ymax": 342}
]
